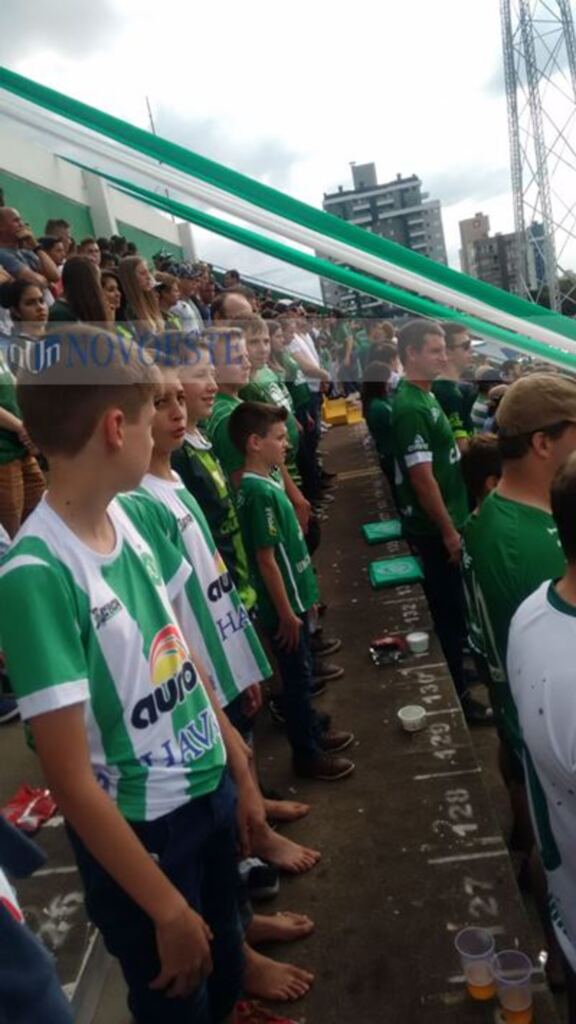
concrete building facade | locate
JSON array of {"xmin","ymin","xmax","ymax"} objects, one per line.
[{"xmin": 321, "ymin": 164, "xmax": 447, "ymax": 314}]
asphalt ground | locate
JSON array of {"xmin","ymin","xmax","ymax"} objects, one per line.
[{"xmin": 1, "ymin": 419, "xmax": 565, "ymax": 1022}]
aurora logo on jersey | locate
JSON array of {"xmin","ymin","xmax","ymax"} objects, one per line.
[{"xmin": 131, "ymin": 626, "xmax": 198, "ymax": 730}]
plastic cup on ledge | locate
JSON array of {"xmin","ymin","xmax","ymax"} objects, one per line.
[
  {"xmin": 454, "ymin": 926, "xmax": 496, "ymax": 1001},
  {"xmin": 492, "ymin": 950, "xmax": 533, "ymax": 1023}
]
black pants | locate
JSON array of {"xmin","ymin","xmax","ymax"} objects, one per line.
[{"xmin": 405, "ymin": 531, "xmax": 467, "ymax": 698}]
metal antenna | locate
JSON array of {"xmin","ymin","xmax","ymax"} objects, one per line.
[{"xmin": 501, "ymin": 0, "xmax": 576, "ymax": 311}]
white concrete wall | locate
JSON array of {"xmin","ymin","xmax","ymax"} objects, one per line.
[{"xmin": 0, "ymin": 122, "xmax": 188, "ymax": 248}]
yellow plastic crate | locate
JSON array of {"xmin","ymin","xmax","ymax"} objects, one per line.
[
  {"xmin": 346, "ymin": 405, "xmax": 364, "ymax": 425},
  {"xmin": 322, "ymin": 398, "xmax": 348, "ymax": 425}
]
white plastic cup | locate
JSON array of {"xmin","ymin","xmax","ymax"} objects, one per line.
[
  {"xmin": 492, "ymin": 950, "xmax": 532, "ymax": 1022},
  {"xmin": 406, "ymin": 631, "xmax": 429, "ymax": 654},
  {"xmin": 397, "ymin": 705, "xmax": 427, "ymax": 732},
  {"xmin": 454, "ymin": 927, "xmax": 496, "ymax": 1001}
]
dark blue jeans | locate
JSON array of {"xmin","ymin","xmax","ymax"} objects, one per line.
[
  {"xmin": 67, "ymin": 773, "xmax": 243, "ymax": 1024},
  {"xmin": 268, "ymin": 614, "xmax": 329, "ymax": 759}
]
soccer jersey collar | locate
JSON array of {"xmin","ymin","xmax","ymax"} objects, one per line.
[{"xmin": 547, "ymin": 581, "xmax": 576, "ymax": 618}]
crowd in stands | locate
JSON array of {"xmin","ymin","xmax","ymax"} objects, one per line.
[{"xmin": 2, "ymin": 201, "xmax": 576, "ymax": 1023}]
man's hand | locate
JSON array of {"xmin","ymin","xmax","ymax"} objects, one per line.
[
  {"xmin": 236, "ymin": 775, "xmax": 267, "ymax": 857},
  {"xmin": 442, "ymin": 526, "xmax": 462, "ymax": 565},
  {"xmin": 275, "ymin": 611, "xmax": 302, "ymax": 652},
  {"xmin": 150, "ymin": 904, "xmax": 213, "ymax": 999},
  {"xmin": 294, "ymin": 496, "xmax": 311, "ymax": 534},
  {"xmin": 242, "ymin": 683, "xmax": 263, "ymax": 718}
]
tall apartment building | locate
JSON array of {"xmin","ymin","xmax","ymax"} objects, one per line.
[
  {"xmin": 458, "ymin": 212, "xmax": 546, "ymax": 294},
  {"xmin": 321, "ymin": 163, "xmax": 447, "ymax": 314}
]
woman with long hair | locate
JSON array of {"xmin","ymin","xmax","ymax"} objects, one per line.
[
  {"xmin": 154, "ymin": 272, "xmax": 183, "ymax": 329},
  {"xmin": 0, "ymin": 281, "xmax": 46, "ymax": 537},
  {"xmin": 117, "ymin": 256, "xmax": 163, "ymax": 335},
  {"xmin": 48, "ymin": 256, "xmax": 108, "ymax": 323}
]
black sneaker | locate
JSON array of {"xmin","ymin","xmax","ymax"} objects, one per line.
[
  {"xmin": 240, "ymin": 859, "xmax": 280, "ymax": 901},
  {"xmin": 312, "ymin": 661, "xmax": 344, "ymax": 683},
  {"xmin": 293, "ymin": 752, "xmax": 355, "ymax": 781},
  {"xmin": 310, "ymin": 679, "xmax": 327, "ymax": 699},
  {"xmin": 461, "ymin": 692, "xmax": 494, "ymax": 727},
  {"xmin": 309, "ymin": 634, "xmax": 342, "ymax": 657},
  {"xmin": 318, "ymin": 730, "xmax": 355, "ymax": 753}
]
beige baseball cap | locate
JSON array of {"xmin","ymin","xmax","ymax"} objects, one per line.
[{"xmin": 496, "ymin": 373, "xmax": 576, "ymax": 436}]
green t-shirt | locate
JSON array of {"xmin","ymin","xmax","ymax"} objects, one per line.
[
  {"xmin": 461, "ymin": 510, "xmax": 486, "ymax": 659},
  {"xmin": 432, "ymin": 378, "xmax": 473, "ymax": 441},
  {"xmin": 391, "ymin": 381, "xmax": 468, "ymax": 536},
  {"xmin": 0, "ymin": 350, "xmax": 26, "ymax": 465},
  {"xmin": 280, "ymin": 352, "xmax": 311, "ymax": 411},
  {"xmin": 237, "ymin": 472, "xmax": 319, "ymax": 628},
  {"xmin": 137, "ymin": 477, "xmax": 270, "ymax": 705},
  {"xmin": 461, "ymin": 491, "xmax": 566, "ymax": 751},
  {"xmin": 171, "ymin": 429, "xmax": 256, "ymax": 611},
  {"xmin": 365, "ymin": 397, "xmax": 393, "ymax": 460},
  {"xmin": 240, "ymin": 367, "xmax": 301, "ymax": 485},
  {"xmin": 205, "ymin": 392, "xmax": 244, "ymax": 480},
  {"xmin": 0, "ymin": 494, "xmax": 226, "ymax": 822}
]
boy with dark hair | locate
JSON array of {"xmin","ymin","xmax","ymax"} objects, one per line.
[
  {"xmin": 0, "ymin": 325, "xmax": 264, "ymax": 1024},
  {"xmin": 230, "ymin": 401, "xmax": 355, "ymax": 782}
]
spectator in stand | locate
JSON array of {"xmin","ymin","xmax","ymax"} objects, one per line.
[
  {"xmin": 281, "ymin": 310, "xmax": 330, "ymax": 506},
  {"xmin": 0, "ymin": 285, "xmax": 45, "ymax": 537},
  {"xmin": 483, "ymin": 384, "xmax": 509, "ymax": 433},
  {"xmin": 37, "ymin": 236, "xmax": 66, "ymax": 300},
  {"xmin": 172, "ymin": 264, "xmax": 205, "ymax": 333},
  {"xmin": 361, "ymin": 361, "xmax": 394, "ymax": 489},
  {"xmin": 223, "ymin": 269, "xmax": 241, "ymax": 289},
  {"xmin": 432, "ymin": 321, "xmax": 476, "ymax": 452},
  {"xmin": 100, "ymin": 250, "xmax": 118, "ymax": 271},
  {"xmin": 501, "ymin": 358, "xmax": 523, "ymax": 384},
  {"xmin": 471, "ymin": 367, "xmax": 504, "ymax": 432},
  {"xmin": 212, "ymin": 288, "xmax": 254, "ymax": 327},
  {"xmin": 77, "ymin": 238, "xmax": 101, "ymax": 267},
  {"xmin": 109, "ymin": 234, "xmax": 129, "ymax": 259},
  {"xmin": 0, "ymin": 280, "xmax": 48, "ymax": 345},
  {"xmin": 392, "ymin": 318, "xmax": 491, "ymax": 725},
  {"xmin": 48, "ymin": 256, "xmax": 108, "ymax": 324},
  {"xmin": 231, "ymin": 401, "xmax": 354, "ymax": 782},
  {"xmin": 117, "ymin": 256, "xmax": 163, "ymax": 336},
  {"xmin": 100, "ymin": 270, "xmax": 132, "ymax": 339},
  {"xmin": 43, "ymin": 218, "xmax": 72, "ymax": 256},
  {"xmin": 0, "ymin": 209, "xmax": 58, "ymax": 291},
  {"xmin": 366, "ymin": 319, "xmax": 397, "ymax": 366},
  {"xmin": 154, "ymin": 272, "xmax": 183, "ymax": 329},
  {"xmin": 508, "ymin": 452, "xmax": 576, "ymax": 1019}
]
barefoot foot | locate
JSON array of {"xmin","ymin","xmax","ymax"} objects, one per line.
[
  {"xmin": 252, "ymin": 828, "xmax": 320, "ymax": 874},
  {"xmin": 264, "ymin": 798, "xmax": 310, "ymax": 824},
  {"xmin": 246, "ymin": 912, "xmax": 315, "ymax": 946},
  {"xmin": 243, "ymin": 945, "xmax": 314, "ymax": 1002}
]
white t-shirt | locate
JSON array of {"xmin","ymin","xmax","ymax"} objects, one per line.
[
  {"xmin": 508, "ymin": 580, "xmax": 576, "ymax": 969},
  {"xmin": 171, "ymin": 299, "xmax": 204, "ymax": 335},
  {"xmin": 288, "ymin": 332, "xmax": 322, "ymax": 392}
]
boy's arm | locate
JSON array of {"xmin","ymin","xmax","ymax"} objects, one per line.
[
  {"xmin": 29, "ymin": 704, "xmax": 213, "ymax": 999},
  {"xmin": 256, "ymin": 545, "xmax": 301, "ymax": 652},
  {"xmin": 280, "ymin": 465, "xmax": 311, "ymax": 534}
]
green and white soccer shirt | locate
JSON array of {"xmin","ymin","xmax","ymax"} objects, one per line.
[
  {"xmin": 237, "ymin": 472, "xmax": 318, "ymax": 628},
  {"xmin": 171, "ymin": 430, "xmax": 257, "ymax": 611},
  {"xmin": 508, "ymin": 582, "xmax": 576, "ymax": 970},
  {"xmin": 138, "ymin": 474, "xmax": 271, "ymax": 705},
  {"xmin": 205, "ymin": 392, "xmax": 244, "ymax": 480},
  {"xmin": 0, "ymin": 495, "xmax": 226, "ymax": 822},
  {"xmin": 240, "ymin": 367, "xmax": 302, "ymax": 485},
  {"xmin": 462, "ymin": 492, "xmax": 566, "ymax": 752},
  {"xmin": 391, "ymin": 381, "xmax": 468, "ymax": 535}
]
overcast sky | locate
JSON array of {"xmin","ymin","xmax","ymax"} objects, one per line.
[{"xmin": 1, "ymin": 0, "xmax": 574, "ymax": 300}]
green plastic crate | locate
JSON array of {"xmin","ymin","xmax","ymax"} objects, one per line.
[
  {"xmin": 368, "ymin": 555, "xmax": 424, "ymax": 590},
  {"xmin": 362, "ymin": 519, "xmax": 403, "ymax": 545}
]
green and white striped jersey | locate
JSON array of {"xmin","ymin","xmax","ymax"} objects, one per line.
[
  {"xmin": 0, "ymin": 495, "xmax": 226, "ymax": 822},
  {"xmin": 137, "ymin": 474, "xmax": 271, "ymax": 706}
]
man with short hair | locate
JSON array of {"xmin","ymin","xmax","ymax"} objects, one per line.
[
  {"xmin": 171, "ymin": 263, "xmax": 205, "ymax": 333},
  {"xmin": 432, "ymin": 321, "xmax": 475, "ymax": 451},
  {"xmin": 44, "ymin": 219, "xmax": 72, "ymax": 255},
  {"xmin": 462, "ymin": 374, "xmax": 576, "ymax": 759},
  {"xmin": 508, "ymin": 451, "xmax": 576, "ymax": 1016},
  {"xmin": 223, "ymin": 269, "xmax": 240, "ymax": 289},
  {"xmin": 392, "ymin": 318, "xmax": 488, "ymax": 723},
  {"xmin": 77, "ymin": 238, "xmax": 101, "ymax": 267},
  {"xmin": 0, "ymin": 209, "xmax": 58, "ymax": 288}
]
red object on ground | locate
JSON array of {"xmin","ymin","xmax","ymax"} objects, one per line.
[
  {"xmin": 234, "ymin": 1001, "xmax": 300, "ymax": 1024},
  {"xmin": 1, "ymin": 785, "xmax": 57, "ymax": 833}
]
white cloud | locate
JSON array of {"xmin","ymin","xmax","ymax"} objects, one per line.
[{"xmin": 2, "ymin": 0, "xmax": 576, "ymax": 297}]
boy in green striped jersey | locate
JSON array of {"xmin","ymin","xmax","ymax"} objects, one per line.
[
  {"xmin": 0, "ymin": 326, "xmax": 264, "ymax": 1024},
  {"xmin": 231, "ymin": 401, "xmax": 355, "ymax": 783}
]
